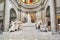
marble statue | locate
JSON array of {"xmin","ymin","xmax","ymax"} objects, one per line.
[
  {"xmin": 9, "ymin": 21, "xmax": 16, "ymax": 32},
  {"xmin": 27, "ymin": 13, "xmax": 31, "ymax": 23}
]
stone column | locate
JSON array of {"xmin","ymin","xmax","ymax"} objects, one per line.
[
  {"xmin": 50, "ymin": 0, "xmax": 56, "ymax": 32},
  {"xmin": 4, "ymin": 0, "xmax": 10, "ymax": 31}
]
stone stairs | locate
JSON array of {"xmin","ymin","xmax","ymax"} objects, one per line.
[{"xmin": 0, "ymin": 27, "xmax": 60, "ymax": 40}]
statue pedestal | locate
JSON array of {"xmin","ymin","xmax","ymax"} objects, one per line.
[{"xmin": 23, "ymin": 23, "xmax": 35, "ymax": 27}]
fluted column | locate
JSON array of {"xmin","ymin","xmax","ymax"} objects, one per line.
[{"xmin": 4, "ymin": 0, "xmax": 10, "ymax": 31}]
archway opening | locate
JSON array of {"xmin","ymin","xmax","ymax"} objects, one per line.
[
  {"xmin": 9, "ymin": 8, "xmax": 17, "ymax": 28},
  {"xmin": 46, "ymin": 6, "xmax": 51, "ymax": 31}
]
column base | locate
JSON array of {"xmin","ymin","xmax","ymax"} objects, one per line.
[{"xmin": 51, "ymin": 28, "xmax": 56, "ymax": 34}]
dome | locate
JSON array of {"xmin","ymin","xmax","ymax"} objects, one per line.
[{"xmin": 21, "ymin": 0, "xmax": 40, "ymax": 4}]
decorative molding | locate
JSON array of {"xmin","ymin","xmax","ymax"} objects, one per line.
[
  {"xmin": 17, "ymin": 0, "xmax": 42, "ymax": 8},
  {"xmin": 20, "ymin": 5, "xmax": 42, "ymax": 12},
  {"xmin": 10, "ymin": 0, "xmax": 18, "ymax": 9}
]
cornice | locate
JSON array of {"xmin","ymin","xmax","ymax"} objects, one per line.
[{"xmin": 17, "ymin": 0, "xmax": 42, "ymax": 8}]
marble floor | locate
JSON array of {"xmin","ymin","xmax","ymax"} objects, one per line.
[{"xmin": 0, "ymin": 27, "xmax": 60, "ymax": 40}]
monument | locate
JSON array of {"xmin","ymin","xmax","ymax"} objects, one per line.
[{"xmin": 27, "ymin": 13, "xmax": 31, "ymax": 23}]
